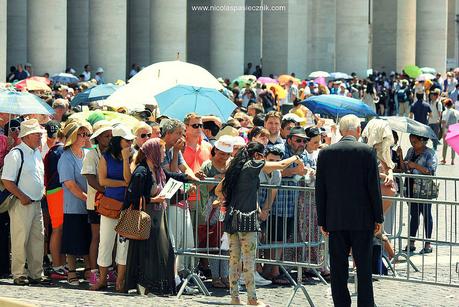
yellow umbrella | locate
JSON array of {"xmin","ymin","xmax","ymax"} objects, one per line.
[
  {"xmin": 15, "ymin": 79, "xmax": 51, "ymax": 92},
  {"xmin": 266, "ymin": 83, "xmax": 287, "ymax": 100},
  {"xmin": 278, "ymin": 74, "xmax": 300, "ymax": 86}
]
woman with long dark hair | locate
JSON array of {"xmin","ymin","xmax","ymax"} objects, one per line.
[
  {"xmin": 216, "ymin": 142, "xmax": 301, "ymax": 306},
  {"xmin": 124, "ymin": 138, "xmax": 194, "ymax": 296}
]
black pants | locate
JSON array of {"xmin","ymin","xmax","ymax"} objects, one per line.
[
  {"xmin": 0, "ymin": 212, "xmax": 10, "ymax": 276},
  {"xmin": 329, "ymin": 230, "xmax": 374, "ymax": 307}
]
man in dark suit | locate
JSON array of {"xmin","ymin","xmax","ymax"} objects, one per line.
[{"xmin": 315, "ymin": 114, "xmax": 383, "ymax": 307}]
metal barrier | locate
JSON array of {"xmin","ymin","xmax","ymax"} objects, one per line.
[{"xmin": 167, "ymin": 174, "xmax": 459, "ymax": 306}]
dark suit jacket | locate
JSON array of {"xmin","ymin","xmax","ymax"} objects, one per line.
[{"xmin": 315, "ymin": 135, "xmax": 383, "ymax": 231}]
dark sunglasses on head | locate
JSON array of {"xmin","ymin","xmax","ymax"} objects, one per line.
[
  {"xmin": 77, "ymin": 132, "xmax": 92, "ymax": 138},
  {"xmin": 190, "ymin": 123, "xmax": 203, "ymax": 129},
  {"xmin": 140, "ymin": 133, "xmax": 151, "ymax": 139},
  {"xmin": 293, "ymin": 138, "xmax": 308, "ymax": 144}
]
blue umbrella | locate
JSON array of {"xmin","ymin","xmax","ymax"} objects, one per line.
[
  {"xmin": 0, "ymin": 91, "xmax": 54, "ymax": 115},
  {"xmin": 71, "ymin": 83, "xmax": 120, "ymax": 107},
  {"xmin": 155, "ymin": 85, "xmax": 237, "ymax": 121},
  {"xmin": 380, "ymin": 116, "xmax": 438, "ymax": 140},
  {"xmin": 301, "ymin": 95, "xmax": 377, "ymax": 118},
  {"xmin": 50, "ymin": 73, "xmax": 79, "ymax": 84}
]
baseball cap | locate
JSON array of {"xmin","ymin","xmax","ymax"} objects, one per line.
[
  {"xmin": 44, "ymin": 120, "xmax": 61, "ymax": 138},
  {"xmin": 288, "ymin": 127, "xmax": 307, "ymax": 138}
]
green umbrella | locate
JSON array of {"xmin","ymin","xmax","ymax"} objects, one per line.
[
  {"xmin": 403, "ymin": 65, "xmax": 422, "ymax": 78},
  {"xmin": 232, "ymin": 75, "xmax": 257, "ymax": 88}
]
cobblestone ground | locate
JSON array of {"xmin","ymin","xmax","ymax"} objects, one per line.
[
  {"xmin": 1, "ymin": 136, "xmax": 458, "ymax": 307},
  {"xmin": 0, "ymin": 276, "xmax": 458, "ymax": 307}
]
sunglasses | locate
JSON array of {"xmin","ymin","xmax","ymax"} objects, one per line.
[
  {"xmin": 235, "ymin": 118, "xmax": 244, "ymax": 123},
  {"xmin": 189, "ymin": 123, "xmax": 203, "ymax": 129},
  {"xmin": 77, "ymin": 132, "xmax": 92, "ymax": 138},
  {"xmin": 293, "ymin": 138, "xmax": 307, "ymax": 144},
  {"xmin": 140, "ymin": 133, "xmax": 151, "ymax": 139},
  {"xmin": 9, "ymin": 127, "xmax": 20, "ymax": 133}
]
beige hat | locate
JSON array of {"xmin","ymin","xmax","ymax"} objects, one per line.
[
  {"xmin": 112, "ymin": 125, "xmax": 136, "ymax": 140},
  {"xmin": 63, "ymin": 120, "xmax": 93, "ymax": 147},
  {"xmin": 90, "ymin": 120, "xmax": 113, "ymax": 140},
  {"xmin": 18, "ymin": 119, "xmax": 45, "ymax": 138},
  {"xmin": 216, "ymin": 126, "xmax": 239, "ymax": 140}
]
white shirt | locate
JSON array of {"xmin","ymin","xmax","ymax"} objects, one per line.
[
  {"xmin": 81, "ymin": 147, "xmax": 102, "ymax": 210},
  {"xmin": 82, "ymin": 71, "xmax": 91, "ymax": 81},
  {"xmin": 2, "ymin": 142, "xmax": 44, "ymax": 201},
  {"xmin": 428, "ymin": 100, "xmax": 443, "ymax": 124}
]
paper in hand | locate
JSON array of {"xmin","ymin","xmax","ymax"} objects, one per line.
[{"xmin": 158, "ymin": 178, "xmax": 183, "ymax": 199}]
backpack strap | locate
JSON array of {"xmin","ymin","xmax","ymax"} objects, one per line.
[{"xmin": 13, "ymin": 148, "xmax": 24, "ymax": 185}]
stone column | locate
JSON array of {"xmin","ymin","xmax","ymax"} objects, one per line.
[
  {"xmin": 208, "ymin": 0, "xmax": 245, "ymax": 79},
  {"xmin": 128, "ymin": 0, "xmax": 150, "ymax": 70},
  {"xmin": 67, "ymin": 0, "xmax": 89, "ymax": 74},
  {"xmin": 372, "ymin": 0, "xmax": 397, "ymax": 72},
  {"xmin": 0, "ymin": 0, "xmax": 6, "ymax": 82},
  {"xmin": 244, "ymin": 0, "xmax": 262, "ymax": 72},
  {"xmin": 286, "ymin": 1, "xmax": 308, "ymax": 78},
  {"xmin": 416, "ymin": 0, "xmax": 448, "ymax": 73},
  {"xmin": 261, "ymin": 0, "xmax": 288, "ymax": 75},
  {"xmin": 335, "ymin": 0, "xmax": 369, "ymax": 77},
  {"xmin": 395, "ymin": 0, "xmax": 416, "ymax": 72},
  {"xmin": 186, "ymin": 0, "xmax": 210, "ymax": 69},
  {"xmin": 89, "ymin": 0, "xmax": 127, "ymax": 82},
  {"xmin": 447, "ymin": 0, "xmax": 457, "ymax": 68},
  {"xmin": 27, "ymin": 0, "xmax": 67, "ymax": 76},
  {"xmin": 6, "ymin": 0, "xmax": 27, "ymax": 70},
  {"xmin": 307, "ymin": 0, "xmax": 336, "ymax": 73},
  {"xmin": 151, "ymin": 0, "xmax": 187, "ymax": 63}
]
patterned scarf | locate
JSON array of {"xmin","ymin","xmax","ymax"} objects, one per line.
[{"xmin": 140, "ymin": 138, "xmax": 166, "ymax": 189}]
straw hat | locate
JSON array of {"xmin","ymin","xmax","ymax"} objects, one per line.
[
  {"xmin": 18, "ymin": 119, "xmax": 45, "ymax": 138},
  {"xmin": 216, "ymin": 126, "xmax": 239, "ymax": 140},
  {"xmin": 63, "ymin": 120, "xmax": 93, "ymax": 147},
  {"xmin": 90, "ymin": 120, "xmax": 113, "ymax": 140}
]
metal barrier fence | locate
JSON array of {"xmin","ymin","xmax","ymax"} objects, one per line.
[{"xmin": 166, "ymin": 174, "xmax": 459, "ymax": 306}]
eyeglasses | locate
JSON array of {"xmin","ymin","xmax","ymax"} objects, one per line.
[
  {"xmin": 77, "ymin": 132, "xmax": 92, "ymax": 138},
  {"xmin": 9, "ymin": 127, "xmax": 20, "ymax": 133},
  {"xmin": 293, "ymin": 138, "xmax": 308, "ymax": 144},
  {"xmin": 189, "ymin": 123, "xmax": 203, "ymax": 129},
  {"xmin": 140, "ymin": 133, "xmax": 151, "ymax": 139}
]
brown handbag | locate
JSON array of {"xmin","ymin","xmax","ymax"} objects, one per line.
[
  {"xmin": 95, "ymin": 193, "xmax": 124, "ymax": 219},
  {"xmin": 115, "ymin": 197, "xmax": 151, "ymax": 240}
]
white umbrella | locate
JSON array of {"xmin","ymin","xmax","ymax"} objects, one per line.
[
  {"xmin": 330, "ymin": 72, "xmax": 351, "ymax": 79},
  {"xmin": 308, "ymin": 71, "xmax": 330, "ymax": 78},
  {"xmin": 416, "ymin": 73, "xmax": 436, "ymax": 81},
  {"xmin": 104, "ymin": 60, "xmax": 223, "ymax": 111},
  {"xmin": 421, "ymin": 67, "xmax": 436, "ymax": 74}
]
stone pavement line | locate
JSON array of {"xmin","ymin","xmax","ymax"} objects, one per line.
[{"xmin": 0, "ymin": 278, "xmax": 458, "ymax": 307}]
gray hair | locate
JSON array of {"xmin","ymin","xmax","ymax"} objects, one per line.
[
  {"xmin": 160, "ymin": 118, "xmax": 184, "ymax": 135},
  {"xmin": 339, "ymin": 115, "xmax": 361, "ymax": 133}
]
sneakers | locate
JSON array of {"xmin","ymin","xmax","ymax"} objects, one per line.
[
  {"xmin": 49, "ymin": 268, "xmax": 67, "ymax": 280},
  {"xmin": 29, "ymin": 276, "xmax": 52, "ymax": 285},
  {"xmin": 239, "ymin": 271, "xmax": 272, "ymax": 286},
  {"xmin": 107, "ymin": 269, "xmax": 117, "ymax": 285},
  {"xmin": 88, "ymin": 270, "xmax": 99, "ymax": 285}
]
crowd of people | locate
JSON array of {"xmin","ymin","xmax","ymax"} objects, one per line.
[{"xmin": 0, "ymin": 62, "xmax": 456, "ymax": 306}]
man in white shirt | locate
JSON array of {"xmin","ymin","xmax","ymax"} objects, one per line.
[
  {"xmin": 82, "ymin": 64, "xmax": 91, "ymax": 81},
  {"xmin": 428, "ymin": 89, "xmax": 443, "ymax": 150},
  {"xmin": 1, "ymin": 119, "xmax": 47, "ymax": 285}
]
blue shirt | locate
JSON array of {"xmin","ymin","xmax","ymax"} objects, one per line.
[
  {"xmin": 404, "ymin": 147, "xmax": 437, "ymax": 175},
  {"xmin": 271, "ymin": 143, "xmax": 308, "ymax": 217},
  {"xmin": 410, "ymin": 100, "xmax": 431, "ymax": 125},
  {"xmin": 58, "ymin": 149, "xmax": 88, "ymax": 214},
  {"xmin": 103, "ymin": 153, "xmax": 126, "ymax": 202}
]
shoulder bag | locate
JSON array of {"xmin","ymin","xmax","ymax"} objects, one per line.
[
  {"xmin": 0, "ymin": 148, "xmax": 24, "ymax": 213},
  {"xmin": 115, "ymin": 197, "xmax": 151, "ymax": 240}
]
